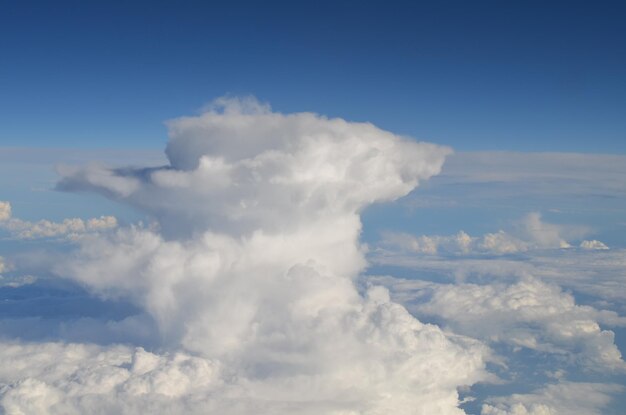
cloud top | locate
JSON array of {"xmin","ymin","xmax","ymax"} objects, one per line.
[{"xmin": 58, "ymin": 97, "xmax": 450, "ymax": 238}]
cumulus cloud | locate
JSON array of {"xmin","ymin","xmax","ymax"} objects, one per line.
[
  {"xmin": 481, "ymin": 381, "xmax": 624, "ymax": 415},
  {"xmin": 380, "ymin": 230, "xmax": 529, "ymax": 256},
  {"xmin": 58, "ymin": 98, "xmax": 450, "ymax": 238},
  {"xmin": 0, "ymin": 335, "xmax": 484, "ymax": 415},
  {"xmin": 370, "ymin": 245, "xmax": 626, "ymax": 310},
  {"xmin": 1, "ymin": 98, "xmax": 491, "ymax": 414},
  {"xmin": 0, "ymin": 342, "xmax": 221, "ymax": 414},
  {"xmin": 0, "ymin": 201, "xmax": 118, "ymax": 240},
  {"xmin": 379, "ymin": 212, "xmax": 602, "ymax": 256},
  {"xmin": 580, "ymin": 240, "xmax": 609, "ymax": 250},
  {"xmin": 0, "ymin": 201, "xmax": 11, "ymax": 221},
  {"xmin": 372, "ymin": 276, "xmax": 626, "ymax": 372}
]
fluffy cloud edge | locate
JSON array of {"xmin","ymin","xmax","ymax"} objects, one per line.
[{"xmin": 0, "ymin": 201, "xmax": 118, "ymax": 240}]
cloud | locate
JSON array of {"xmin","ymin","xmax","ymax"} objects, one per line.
[
  {"xmin": 481, "ymin": 381, "xmax": 624, "ymax": 415},
  {"xmin": 380, "ymin": 230, "xmax": 528, "ymax": 256},
  {"xmin": 378, "ymin": 212, "xmax": 597, "ymax": 256},
  {"xmin": 0, "ymin": 342, "xmax": 221, "ymax": 414},
  {"xmin": 0, "ymin": 334, "xmax": 483, "ymax": 415},
  {"xmin": 370, "ymin": 246, "xmax": 626, "ymax": 311},
  {"xmin": 0, "ymin": 201, "xmax": 118, "ymax": 240},
  {"xmin": 58, "ymin": 97, "xmax": 450, "ymax": 238},
  {"xmin": 580, "ymin": 240, "xmax": 609, "ymax": 250},
  {"xmin": 1, "ymin": 98, "xmax": 491, "ymax": 414},
  {"xmin": 515, "ymin": 212, "xmax": 589, "ymax": 249},
  {"xmin": 0, "ymin": 201, "xmax": 11, "ymax": 221},
  {"xmin": 433, "ymin": 152, "xmax": 626, "ymax": 197},
  {"xmin": 405, "ymin": 277, "xmax": 626, "ymax": 372},
  {"xmin": 401, "ymin": 151, "xmax": 626, "ymax": 217}
]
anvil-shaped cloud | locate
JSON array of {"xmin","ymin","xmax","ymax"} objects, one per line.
[{"xmin": 0, "ymin": 98, "xmax": 489, "ymax": 414}]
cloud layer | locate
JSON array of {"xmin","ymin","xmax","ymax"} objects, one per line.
[
  {"xmin": 481, "ymin": 381, "xmax": 624, "ymax": 415},
  {"xmin": 378, "ymin": 212, "xmax": 607, "ymax": 256},
  {"xmin": 375, "ymin": 276, "xmax": 626, "ymax": 372}
]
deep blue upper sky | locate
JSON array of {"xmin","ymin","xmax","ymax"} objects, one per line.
[{"xmin": 1, "ymin": 0, "xmax": 625, "ymax": 152}]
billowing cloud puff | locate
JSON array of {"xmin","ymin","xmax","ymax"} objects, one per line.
[
  {"xmin": 0, "ymin": 201, "xmax": 11, "ymax": 221},
  {"xmin": 378, "ymin": 213, "xmax": 601, "ymax": 256},
  {"xmin": 1, "ymin": 98, "xmax": 489, "ymax": 414},
  {"xmin": 0, "ymin": 201, "xmax": 118, "ymax": 240},
  {"xmin": 481, "ymin": 381, "xmax": 623, "ymax": 415},
  {"xmin": 58, "ymin": 97, "xmax": 450, "ymax": 238},
  {"xmin": 380, "ymin": 230, "xmax": 529, "ymax": 256},
  {"xmin": 0, "ymin": 310, "xmax": 485, "ymax": 414},
  {"xmin": 0, "ymin": 342, "xmax": 220, "ymax": 414},
  {"xmin": 580, "ymin": 240, "xmax": 609, "ymax": 250},
  {"xmin": 376, "ymin": 276, "xmax": 626, "ymax": 372}
]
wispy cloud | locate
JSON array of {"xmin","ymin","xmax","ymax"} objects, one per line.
[{"xmin": 404, "ymin": 151, "xmax": 626, "ymax": 214}]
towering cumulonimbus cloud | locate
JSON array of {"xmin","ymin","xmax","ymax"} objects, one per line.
[
  {"xmin": 2, "ymin": 98, "xmax": 488, "ymax": 414},
  {"xmin": 58, "ymin": 97, "xmax": 449, "ymax": 239}
]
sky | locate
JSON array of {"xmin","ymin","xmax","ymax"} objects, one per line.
[
  {"xmin": 2, "ymin": 1, "xmax": 626, "ymax": 152},
  {"xmin": 1, "ymin": 2, "xmax": 626, "ymax": 414}
]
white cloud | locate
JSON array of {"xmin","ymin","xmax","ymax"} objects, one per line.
[
  {"xmin": 479, "ymin": 230, "xmax": 529, "ymax": 254},
  {"xmin": 580, "ymin": 240, "xmax": 609, "ymax": 250},
  {"xmin": 373, "ymin": 276, "xmax": 626, "ymax": 372},
  {"xmin": 1, "ymin": 98, "xmax": 490, "ymax": 414},
  {"xmin": 0, "ymin": 342, "xmax": 221, "ymax": 414},
  {"xmin": 431, "ymin": 151, "xmax": 626, "ymax": 198},
  {"xmin": 58, "ymin": 97, "xmax": 450, "ymax": 238},
  {"xmin": 481, "ymin": 381, "xmax": 624, "ymax": 415},
  {"xmin": 0, "ymin": 201, "xmax": 118, "ymax": 240},
  {"xmin": 378, "ymin": 212, "xmax": 602, "ymax": 256},
  {"xmin": 518, "ymin": 212, "xmax": 568, "ymax": 248},
  {"xmin": 371, "ymin": 246, "xmax": 626, "ymax": 310},
  {"xmin": 380, "ymin": 231, "xmax": 477, "ymax": 255},
  {"xmin": 0, "ymin": 334, "xmax": 484, "ymax": 415},
  {"xmin": 0, "ymin": 201, "xmax": 11, "ymax": 221}
]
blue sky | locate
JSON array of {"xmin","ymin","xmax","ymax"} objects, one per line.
[
  {"xmin": 1, "ymin": 2, "xmax": 626, "ymax": 414},
  {"xmin": 2, "ymin": 0, "xmax": 625, "ymax": 152}
]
